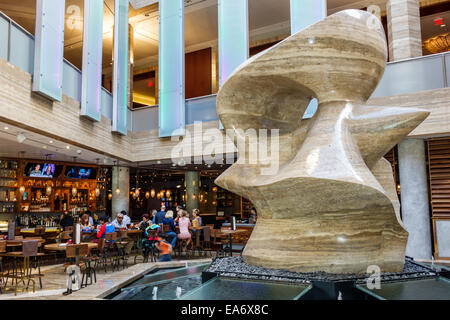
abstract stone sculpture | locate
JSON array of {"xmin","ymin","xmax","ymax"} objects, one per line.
[{"xmin": 215, "ymin": 10, "xmax": 429, "ymax": 274}]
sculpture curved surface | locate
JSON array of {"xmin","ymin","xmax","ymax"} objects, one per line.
[{"xmin": 215, "ymin": 10, "xmax": 429, "ymax": 274}]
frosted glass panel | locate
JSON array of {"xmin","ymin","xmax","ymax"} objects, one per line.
[
  {"xmin": 9, "ymin": 24, "xmax": 34, "ymax": 74},
  {"xmin": 33, "ymin": 0, "xmax": 65, "ymax": 101},
  {"xmin": 132, "ymin": 107, "xmax": 158, "ymax": 132},
  {"xmin": 0, "ymin": 16, "xmax": 9, "ymax": 60},
  {"xmin": 186, "ymin": 95, "xmax": 219, "ymax": 125},
  {"xmin": 372, "ymin": 55, "xmax": 445, "ymax": 98},
  {"xmin": 436, "ymin": 220, "xmax": 450, "ymax": 258},
  {"xmin": 101, "ymin": 88, "xmax": 113, "ymax": 120},
  {"xmin": 62, "ymin": 61, "xmax": 81, "ymax": 101},
  {"xmin": 112, "ymin": 0, "xmax": 129, "ymax": 135},
  {"xmin": 158, "ymin": 0, "xmax": 185, "ymax": 138},
  {"xmin": 81, "ymin": 0, "xmax": 103, "ymax": 121}
]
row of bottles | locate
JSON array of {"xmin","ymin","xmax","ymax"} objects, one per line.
[
  {"xmin": 0, "ymin": 168, "xmax": 17, "ymax": 178},
  {"xmin": 16, "ymin": 214, "xmax": 59, "ymax": 228},
  {"xmin": 0, "ymin": 178, "xmax": 17, "ymax": 187},
  {"xmin": 1, "ymin": 204, "xmax": 15, "ymax": 213},
  {"xmin": 28, "ymin": 203, "xmax": 51, "ymax": 212},
  {"xmin": 0, "ymin": 160, "xmax": 18, "ymax": 170}
]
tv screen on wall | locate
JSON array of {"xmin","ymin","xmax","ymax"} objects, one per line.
[
  {"xmin": 65, "ymin": 167, "xmax": 96, "ymax": 179},
  {"xmin": 24, "ymin": 163, "xmax": 57, "ymax": 178}
]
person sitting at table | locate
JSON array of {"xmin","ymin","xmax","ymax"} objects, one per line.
[
  {"xmin": 192, "ymin": 209, "xmax": 202, "ymax": 227},
  {"xmin": 80, "ymin": 213, "xmax": 94, "ymax": 231},
  {"xmin": 112, "ymin": 213, "xmax": 128, "ymax": 229},
  {"xmin": 177, "ymin": 210, "xmax": 192, "ymax": 249},
  {"xmin": 155, "ymin": 233, "xmax": 172, "ymax": 262},
  {"xmin": 162, "ymin": 210, "xmax": 177, "ymax": 248},
  {"xmin": 85, "ymin": 210, "xmax": 94, "ymax": 226},
  {"xmin": 249, "ymin": 207, "xmax": 258, "ymax": 224},
  {"xmin": 96, "ymin": 216, "xmax": 115, "ymax": 239},
  {"xmin": 121, "ymin": 210, "xmax": 131, "ymax": 226},
  {"xmin": 137, "ymin": 214, "xmax": 150, "ymax": 231},
  {"xmin": 59, "ymin": 211, "xmax": 74, "ymax": 230},
  {"xmin": 174, "ymin": 206, "xmax": 182, "ymax": 224}
]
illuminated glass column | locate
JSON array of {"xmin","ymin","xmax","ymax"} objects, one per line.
[
  {"xmin": 218, "ymin": 0, "xmax": 249, "ymax": 130},
  {"xmin": 112, "ymin": 0, "xmax": 129, "ymax": 135},
  {"xmin": 218, "ymin": 0, "xmax": 248, "ymax": 87},
  {"xmin": 290, "ymin": 0, "xmax": 326, "ymax": 119},
  {"xmin": 159, "ymin": 0, "xmax": 185, "ymax": 138},
  {"xmin": 32, "ymin": 0, "xmax": 65, "ymax": 101},
  {"xmin": 81, "ymin": 0, "xmax": 103, "ymax": 121},
  {"xmin": 290, "ymin": 0, "xmax": 327, "ymax": 34}
]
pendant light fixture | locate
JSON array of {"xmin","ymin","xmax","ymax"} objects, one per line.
[
  {"xmin": 95, "ymin": 158, "xmax": 101, "ymax": 198},
  {"xmin": 145, "ymin": 191, "xmax": 150, "ymax": 199},
  {"xmin": 135, "ymin": 162, "xmax": 140, "ymax": 198},
  {"xmin": 18, "ymin": 151, "xmax": 25, "ymax": 196},
  {"xmin": 150, "ymin": 188, "xmax": 155, "ymax": 198}
]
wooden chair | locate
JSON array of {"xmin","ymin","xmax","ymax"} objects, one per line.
[
  {"xmin": 104, "ymin": 233, "xmax": 120, "ymax": 271},
  {"xmin": 202, "ymin": 227, "xmax": 214, "ymax": 257},
  {"xmin": 66, "ymin": 244, "xmax": 96, "ymax": 287},
  {"xmin": 116, "ymin": 231, "xmax": 130, "ymax": 270},
  {"xmin": 4, "ymin": 240, "xmax": 40, "ymax": 295},
  {"xmin": 93, "ymin": 237, "xmax": 108, "ymax": 273},
  {"xmin": 0, "ymin": 240, "xmax": 6, "ymax": 292}
]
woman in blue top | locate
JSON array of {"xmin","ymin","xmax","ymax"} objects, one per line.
[{"xmin": 162, "ymin": 210, "xmax": 177, "ymax": 248}]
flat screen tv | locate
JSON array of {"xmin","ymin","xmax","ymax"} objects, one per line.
[
  {"xmin": 24, "ymin": 163, "xmax": 57, "ymax": 178},
  {"xmin": 65, "ymin": 166, "xmax": 96, "ymax": 179}
]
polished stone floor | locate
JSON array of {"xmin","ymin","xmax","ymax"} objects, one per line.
[{"xmin": 0, "ymin": 257, "xmax": 212, "ymax": 300}]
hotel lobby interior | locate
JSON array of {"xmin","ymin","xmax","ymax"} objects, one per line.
[{"xmin": 0, "ymin": 0, "xmax": 449, "ymax": 304}]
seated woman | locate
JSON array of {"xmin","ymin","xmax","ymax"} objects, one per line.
[
  {"xmin": 177, "ymin": 210, "xmax": 192, "ymax": 248},
  {"xmin": 191, "ymin": 209, "xmax": 202, "ymax": 238},
  {"xmin": 138, "ymin": 214, "xmax": 150, "ymax": 231},
  {"xmin": 162, "ymin": 210, "xmax": 177, "ymax": 248},
  {"xmin": 80, "ymin": 213, "xmax": 94, "ymax": 242}
]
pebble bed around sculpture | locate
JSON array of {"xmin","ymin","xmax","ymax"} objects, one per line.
[{"xmin": 215, "ymin": 10, "xmax": 429, "ymax": 274}]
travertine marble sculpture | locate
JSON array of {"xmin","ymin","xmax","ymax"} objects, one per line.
[{"xmin": 215, "ymin": 10, "xmax": 429, "ymax": 274}]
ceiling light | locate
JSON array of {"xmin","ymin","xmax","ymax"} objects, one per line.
[
  {"xmin": 17, "ymin": 132, "xmax": 26, "ymax": 144},
  {"xmin": 49, "ymin": 140, "xmax": 53, "ymax": 144},
  {"xmin": 4, "ymin": 126, "xmax": 8, "ymax": 130},
  {"xmin": 42, "ymin": 145, "xmax": 47, "ymax": 149},
  {"xmin": 66, "ymin": 146, "xmax": 70, "ymax": 149}
]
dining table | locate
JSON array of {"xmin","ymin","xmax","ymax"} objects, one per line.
[
  {"xmin": 220, "ymin": 229, "xmax": 247, "ymax": 256},
  {"xmin": 44, "ymin": 242, "xmax": 98, "ymax": 266}
]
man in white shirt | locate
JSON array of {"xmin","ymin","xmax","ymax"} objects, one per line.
[
  {"xmin": 112, "ymin": 213, "xmax": 128, "ymax": 229},
  {"xmin": 121, "ymin": 210, "xmax": 131, "ymax": 226}
]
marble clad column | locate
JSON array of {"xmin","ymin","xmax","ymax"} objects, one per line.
[
  {"xmin": 398, "ymin": 139, "xmax": 432, "ymax": 260},
  {"xmin": 112, "ymin": 166, "xmax": 130, "ymax": 220},
  {"xmin": 386, "ymin": 0, "xmax": 422, "ymax": 61},
  {"xmin": 185, "ymin": 171, "xmax": 199, "ymax": 217}
]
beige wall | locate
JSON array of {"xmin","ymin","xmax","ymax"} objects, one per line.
[{"xmin": 0, "ymin": 57, "xmax": 449, "ymax": 164}]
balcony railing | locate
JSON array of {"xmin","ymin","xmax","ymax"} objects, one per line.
[{"xmin": 1, "ymin": 11, "xmax": 449, "ymax": 134}]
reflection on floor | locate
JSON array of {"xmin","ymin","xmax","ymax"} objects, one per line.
[{"xmin": 0, "ymin": 257, "xmax": 212, "ymax": 300}]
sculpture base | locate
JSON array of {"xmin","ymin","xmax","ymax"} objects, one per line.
[{"xmin": 205, "ymin": 256, "xmax": 436, "ymax": 284}]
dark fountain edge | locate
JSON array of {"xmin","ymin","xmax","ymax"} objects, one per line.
[{"xmin": 204, "ymin": 256, "xmax": 445, "ymax": 285}]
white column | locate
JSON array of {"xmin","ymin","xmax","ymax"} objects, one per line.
[
  {"xmin": 398, "ymin": 139, "xmax": 432, "ymax": 260},
  {"xmin": 33, "ymin": 0, "xmax": 65, "ymax": 101},
  {"xmin": 158, "ymin": 0, "xmax": 185, "ymax": 138},
  {"xmin": 386, "ymin": 0, "xmax": 422, "ymax": 61},
  {"xmin": 112, "ymin": 166, "xmax": 129, "ymax": 220}
]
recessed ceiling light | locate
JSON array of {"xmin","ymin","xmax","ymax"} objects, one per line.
[
  {"xmin": 66, "ymin": 146, "xmax": 70, "ymax": 149},
  {"xmin": 49, "ymin": 140, "xmax": 53, "ymax": 144},
  {"xmin": 4, "ymin": 127, "xmax": 8, "ymax": 130},
  {"xmin": 42, "ymin": 145, "xmax": 47, "ymax": 149}
]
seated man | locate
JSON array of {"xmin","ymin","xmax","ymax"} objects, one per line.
[
  {"xmin": 97, "ymin": 216, "xmax": 115, "ymax": 240},
  {"xmin": 112, "ymin": 213, "xmax": 128, "ymax": 229},
  {"xmin": 142, "ymin": 224, "xmax": 160, "ymax": 259}
]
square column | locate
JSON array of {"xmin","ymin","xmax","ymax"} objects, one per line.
[
  {"xmin": 81, "ymin": 0, "xmax": 104, "ymax": 121},
  {"xmin": 112, "ymin": 0, "xmax": 129, "ymax": 135},
  {"xmin": 398, "ymin": 138, "xmax": 432, "ymax": 260},
  {"xmin": 386, "ymin": 0, "xmax": 422, "ymax": 61},
  {"xmin": 159, "ymin": 0, "xmax": 185, "ymax": 137},
  {"xmin": 33, "ymin": 0, "xmax": 65, "ymax": 101}
]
